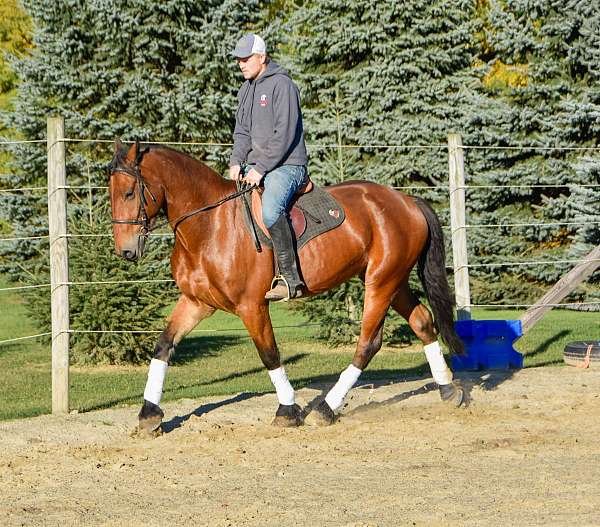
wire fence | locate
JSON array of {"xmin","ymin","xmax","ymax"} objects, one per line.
[
  {"xmin": 5, "ymin": 136, "xmax": 600, "ymax": 150},
  {"xmin": 1, "ymin": 136, "xmax": 598, "ymax": 347}
]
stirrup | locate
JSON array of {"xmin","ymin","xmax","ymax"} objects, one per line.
[{"xmin": 267, "ymin": 275, "xmax": 302, "ymax": 302}]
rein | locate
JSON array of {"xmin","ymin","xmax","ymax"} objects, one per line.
[
  {"xmin": 155, "ymin": 183, "xmax": 256, "ymax": 233},
  {"xmin": 109, "ymin": 143, "xmax": 256, "ymax": 236}
]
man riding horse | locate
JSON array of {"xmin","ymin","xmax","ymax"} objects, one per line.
[
  {"xmin": 228, "ymin": 34, "xmax": 308, "ymax": 302},
  {"xmin": 109, "ymin": 34, "xmax": 465, "ymax": 435}
]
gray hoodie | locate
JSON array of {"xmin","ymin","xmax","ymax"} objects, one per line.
[{"xmin": 229, "ymin": 61, "xmax": 308, "ymax": 175}]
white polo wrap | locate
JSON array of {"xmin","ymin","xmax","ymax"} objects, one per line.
[
  {"xmin": 325, "ymin": 364, "xmax": 362, "ymax": 411},
  {"xmin": 268, "ymin": 366, "xmax": 295, "ymax": 406},
  {"xmin": 424, "ymin": 340, "xmax": 453, "ymax": 385},
  {"xmin": 143, "ymin": 358, "xmax": 168, "ymax": 406}
]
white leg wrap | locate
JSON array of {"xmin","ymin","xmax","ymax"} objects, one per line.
[
  {"xmin": 143, "ymin": 358, "xmax": 168, "ymax": 406},
  {"xmin": 424, "ymin": 341, "xmax": 453, "ymax": 385},
  {"xmin": 268, "ymin": 367, "xmax": 295, "ymax": 406},
  {"xmin": 325, "ymin": 364, "xmax": 362, "ymax": 411}
]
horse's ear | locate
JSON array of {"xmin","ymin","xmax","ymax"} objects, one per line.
[
  {"xmin": 114, "ymin": 138, "xmax": 123, "ymax": 155},
  {"xmin": 131, "ymin": 139, "xmax": 140, "ymax": 163}
]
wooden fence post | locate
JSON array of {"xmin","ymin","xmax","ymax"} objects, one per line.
[
  {"xmin": 47, "ymin": 116, "xmax": 70, "ymax": 414},
  {"xmin": 448, "ymin": 133, "xmax": 471, "ymax": 320}
]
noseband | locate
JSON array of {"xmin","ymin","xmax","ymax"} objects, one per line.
[{"xmin": 108, "ymin": 142, "xmax": 157, "ymax": 238}]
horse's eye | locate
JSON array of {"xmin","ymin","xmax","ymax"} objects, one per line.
[{"xmin": 124, "ymin": 190, "xmax": 135, "ymax": 200}]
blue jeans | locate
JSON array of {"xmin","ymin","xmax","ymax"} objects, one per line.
[{"xmin": 246, "ymin": 164, "xmax": 308, "ymax": 228}]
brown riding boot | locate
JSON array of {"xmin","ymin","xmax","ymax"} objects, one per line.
[{"xmin": 265, "ymin": 215, "xmax": 305, "ymax": 301}]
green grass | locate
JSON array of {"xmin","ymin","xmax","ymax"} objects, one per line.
[{"xmin": 1, "ymin": 273, "xmax": 598, "ymax": 421}]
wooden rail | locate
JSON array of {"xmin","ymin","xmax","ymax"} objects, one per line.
[{"xmin": 520, "ymin": 244, "xmax": 600, "ymax": 334}]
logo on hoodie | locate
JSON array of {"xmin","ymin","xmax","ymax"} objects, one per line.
[{"xmin": 259, "ymin": 94, "xmax": 268, "ymax": 107}]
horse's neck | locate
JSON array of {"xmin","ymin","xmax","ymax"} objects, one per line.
[{"xmin": 156, "ymin": 151, "xmax": 235, "ymax": 222}]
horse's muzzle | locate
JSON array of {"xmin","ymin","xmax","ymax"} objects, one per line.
[
  {"xmin": 117, "ymin": 234, "xmax": 146, "ymax": 261},
  {"xmin": 120, "ymin": 249, "xmax": 138, "ymax": 261}
]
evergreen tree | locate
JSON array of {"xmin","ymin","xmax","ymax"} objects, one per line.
[
  {"xmin": 283, "ymin": 0, "xmax": 482, "ymax": 342},
  {"xmin": 467, "ymin": 0, "xmax": 600, "ymax": 305},
  {"xmin": 287, "ymin": 0, "xmax": 480, "ymax": 191},
  {"xmin": 0, "ymin": 0, "xmax": 264, "ymax": 362}
]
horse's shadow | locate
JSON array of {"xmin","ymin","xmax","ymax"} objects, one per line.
[
  {"xmin": 160, "ymin": 357, "xmax": 527, "ymax": 433},
  {"xmin": 301, "ymin": 368, "xmax": 520, "ymax": 419},
  {"xmin": 331, "ymin": 328, "xmax": 569, "ymax": 417},
  {"xmin": 160, "ymin": 391, "xmax": 260, "ymax": 433},
  {"xmin": 139, "ymin": 328, "xmax": 567, "ymax": 431}
]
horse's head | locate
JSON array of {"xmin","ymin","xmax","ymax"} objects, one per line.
[{"xmin": 108, "ymin": 139, "xmax": 162, "ymax": 261}]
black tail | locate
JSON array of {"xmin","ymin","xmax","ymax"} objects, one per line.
[{"xmin": 413, "ymin": 197, "xmax": 464, "ymax": 355}]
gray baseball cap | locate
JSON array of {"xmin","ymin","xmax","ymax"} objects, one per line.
[{"xmin": 231, "ymin": 34, "xmax": 267, "ymax": 58}]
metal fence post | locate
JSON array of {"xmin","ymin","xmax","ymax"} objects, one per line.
[
  {"xmin": 47, "ymin": 116, "xmax": 70, "ymax": 413},
  {"xmin": 448, "ymin": 133, "xmax": 471, "ymax": 320}
]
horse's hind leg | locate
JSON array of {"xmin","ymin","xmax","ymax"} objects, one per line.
[
  {"xmin": 238, "ymin": 303, "xmax": 302, "ymax": 427},
  {"xmin": 138, "ymin": 295, "xmax": 215, "ymax": 433},
  {"xmin": 391, "ymin": 284, "xmax": 464, "ymax": 407},
  {"xmin": 307, "ymin": 284, "xmax": 394, "ymax": 426}
]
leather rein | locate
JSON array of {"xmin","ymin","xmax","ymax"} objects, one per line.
[{"xmin": 109, "ymin": 144, "xmax": 255, "ymax": 237}]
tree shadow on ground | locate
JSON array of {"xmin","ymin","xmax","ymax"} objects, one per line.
[
  {"xmin": 164, "ymin": 352, "xmax": 309, "ymax": 395},
  {"xmin": 83, "ymin": 352, "xmax": 308, "ymax": 412},
  {"xmin": 520, "ymin": 329, "xmax": 568, "ymax": 366},
  {"xmin": 170, "ymin": 333, "xmax": 251, "ymax": 365}
]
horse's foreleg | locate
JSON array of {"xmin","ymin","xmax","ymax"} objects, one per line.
[
  {"xmin": 138, "ymin": 296, "xmax": 215, "ymax": 432},
  {"xmin": 308, "ymin": 285, "xmax": 394, "ymax": 426},
  {"xmin": 238, "ymin": 303, "xmax": 302, "ymax": 427},
  {"xmin": 391, "ymin": 285, "xmax": 464, "ymax": 407}
]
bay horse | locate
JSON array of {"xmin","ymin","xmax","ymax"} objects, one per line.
[{"xmin": 109, "ymin": 140, "xmax": 465, "ymax": 432}]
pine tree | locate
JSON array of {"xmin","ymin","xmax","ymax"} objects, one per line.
[
  {"xmin": 0, "ymin": 0, "xmax": 32, "ymax": 236},
  {"xmin": 0, "ymin": 0, "xmax": 264, "ymax": 362},
  {"xmin": 283, "ymin": 0, "xmax": 482, "ymax": 342},
  {"xmin": 287, "ymin": 0, "xmax": 481, "ymax": 191},
  {"xmin": 467, "ymin": 0, "xmax": 600, "ymax": 306}
]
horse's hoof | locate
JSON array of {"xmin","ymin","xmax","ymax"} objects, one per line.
[
  {"xmin": 304, "ymin": 400, "xmax": 336, "ymax": 426},
  {"xmin": 439, "ymin": 382, "xmax": 465, "ymax": 408},
  {"xmin": 138, "ymin": 400, "xmax": 164, "ymax": 433},
  {"xmin": 131, "ymin": 424, "xmax": 163, "ymax": 439},
  {"xmin": 271, "ymin": 403, "xmax": 303, "ymax": 427}
]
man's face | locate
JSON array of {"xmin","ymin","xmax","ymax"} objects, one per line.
[{"xmin": 237, "ymin": 54, "xmax": 266, "ymax": 80}]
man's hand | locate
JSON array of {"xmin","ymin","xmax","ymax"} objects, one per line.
[
  {"xmin": 229, "ymin": 164, "xmax": 242, "ymax": 181},
  {"xmin": 243, "ymin": 167, "xmax": 263, "ymax": 186}
]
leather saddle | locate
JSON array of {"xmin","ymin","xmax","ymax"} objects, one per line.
[
  {"xmin": 250, "ymin": 179, "xmax": 314, "ymax": 240},
  {"xmin": 241, "ymin": 178, "xmax": 345, "ymax": 252}
]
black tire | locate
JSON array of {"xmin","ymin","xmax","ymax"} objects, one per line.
[{"xmin": 563, "ymin": 341, "xmax": 600, "ymax": 367}]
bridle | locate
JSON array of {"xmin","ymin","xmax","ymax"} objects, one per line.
[
  {"xmin": 108, "ymin": 142, "xmax": 256, "ymax": 241},
  {"xmin": 109, "ymin": 141, "xmax": 157, "ymax": 239}
]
